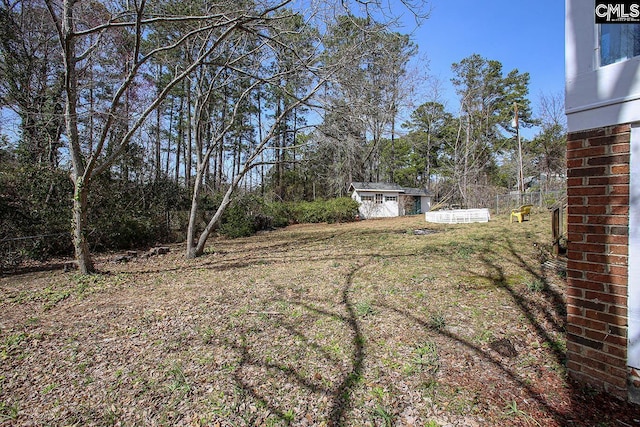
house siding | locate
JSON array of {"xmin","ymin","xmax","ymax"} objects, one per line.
[
  {"xmin": 566, "ymin": 124, "xmax": 631, "ymax": 400},
  {"xmin": 352, "ymin": 190, "xmax": 400, "ymax": 219}
]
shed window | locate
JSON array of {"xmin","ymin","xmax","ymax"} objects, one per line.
[
  {"xmin": 375, "ymin": 194, "xmax": 383, "ymax": 204},
  {"xmin": 599, "ymin": 23, "xmax": 640, "ymax": 66},
  {"xmin": 385, "ymin": 195, "xmax": 397, "ymax": 202},
  {"xmin": 361, "ymin": 195, "xmax": 374, "ymax": 202}
]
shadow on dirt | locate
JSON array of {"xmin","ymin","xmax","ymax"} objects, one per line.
[
  {"xmin": 223, "ymin": 263, "xmax": 368, "ymax": 426},
  {"xmin": 216, "ymin": 233, "xmax": 640, "ymax": 425}
]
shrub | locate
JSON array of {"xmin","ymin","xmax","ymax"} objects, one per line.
[
  {"xmin": 324, "ymin": 197, "xmax": 359, "ymax": 223},
  {"xmin": 264, "ymin": 202, "xmax": 292, "ymax": 228},
  {"xmin": 0, "ymin": 162, "xmax": 73, "ymax": 265},
  {"xmin": 219, "ymin": 194, "xmax": 273, "ymax": 238},
  {"xmin": 216, "ymin": 197, "xmax": 359, "ymax": 239},
  {"xmin": 282, "ymin": 198, "xmax": 358, "ymax": 224},
  {"xmin": 88, "ymin": 176, "xmax": 191, "ymax": 251}
]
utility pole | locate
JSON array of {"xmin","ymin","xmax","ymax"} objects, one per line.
[{"xmin": 513, "ymin": 102, "xmax": 525, "ymax": 201}]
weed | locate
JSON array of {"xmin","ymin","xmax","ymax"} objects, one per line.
[
  {"xmin": 526, "ymin": 279, "xmax": 545, "ymax": 292},
  {"xmin": 425, "ymin": 421, "xmax": 441, "ymax": 427},
  {"xmin": 41, "ymin": 383, "xmax": 56, "ymax": 394},
  {"xmin": 421, "ymin": 379, "xmax": 439, "ymax": 397},
  {"xmin": 42, "ymin": 287, "xmax": 71, "ymax": 310},
  {"xmin": 102, "ymin": 403, "xmax": 119, "ymax": 425},
  {"xmin": 220, "ymin": 362, "xmax": 239, "ymax": 373},
  {"xmin": 372, "ymin": 405, "xmax": 393, "ymax": 427},
  {"xmin": 0, "ymin": 401, "xmax": 19, "ymax": 421},
  {"xmin": 543, "ymin": 338, "xmax": 567, "ymax": 356},
  {"xmin": 402, "ymin": 362, "xmax": 417, "ymax": 375},
  {"xmin": 503, "ymin": 400, "xmax": 540, "ymax": 425},
  {"xmin": 476, "ymin": 329, "xmax": 493, "ymax": 344},
  {"xmin": 428, "ymin": 312, "xmax": 446, "ymax": 331},
  {"xmin": 447, "ymin": 242, "xmax": 476, "ymax": 259},
  {"xmin": 77, "ymin": 361, "xmax": 88, "ymax": 374},
  {"xmin": 346, "ymin": 371, "xmax": 364, "ymax": 386},
  {"xmin": 414, "ymin": 341, "xmax": 440, "ymax": 374},
  {"xmin": 504, "ymin": 400, "xmax": 525, "ymax": 416},
  {"xmin": 371, "ymin": 386, "xmax": 387, "ymax": 400},
  {"xmin": 385, "ymin": 286, "xmax": 399, "ymax": 295},
  {"xmin": 167, "ymin": 363, "xmax": 191, "ymax": 394},
  {"xmin": 282, "ymin": 408, "xmax": 295, "ymax": 423},
  {"xmin": 354, "ymin": 301, "xmax": 376, "ymax": 317},
  {"xmin": 201, "ymin": 326, "xmax": 215, "ymax": 345},
  {"xmin": 2, "ymin": 332, "xmax": 26, "ymax": 359}
]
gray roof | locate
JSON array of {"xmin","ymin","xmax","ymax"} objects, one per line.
[{"xmin": 349, "ymin": 182, "xmax": 430, "ymax": 196}]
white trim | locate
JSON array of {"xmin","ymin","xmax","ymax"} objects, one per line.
[
  {"xmin": 629, "ymin": 124, "xmax": 640, "ymax": 368},
  {"xmin": 566, "ymin": 97, "xmax": 640, "ymax": 133},
  {"xmin": 565, "ymin": 93, "xmax": 640, "ymax": 115},
  {"xmin": 565, "ymin": 0, "xmax": 640, "ymax": 132}
]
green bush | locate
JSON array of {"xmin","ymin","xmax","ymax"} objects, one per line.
[
  {"xmin": 324, "ymin": 197, "xmax": 360, "ymax": 223},
  {"xmin": 219, "ymin": 195, "xmax": 264, "ymax": 238},
  {"xmin": 0, "ymin": 162, "xmax": 73, "ymax": 264},
  {"xmin": 88, "ymin": 176, "xmax": 190, "ymax": 251},
  {"xmin": 266, "ymin": 197, "xmax": 358, "ymax": 225},
  {"xmin": 216, "ymin": 196, "xmax": 359, "ymax": 239},
  {"xmin": 264, "ymin": 202, "xmax": 292, "ymax": 228}
]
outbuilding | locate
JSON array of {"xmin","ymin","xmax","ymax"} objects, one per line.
[{"xmin": 349, "ymin": 182, "xmax": 431, "ymax": 219}]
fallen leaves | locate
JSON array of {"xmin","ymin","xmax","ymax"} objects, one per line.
[{"xmin": 1, "ymin": 216, "xmax": 640, "ymax": 426}]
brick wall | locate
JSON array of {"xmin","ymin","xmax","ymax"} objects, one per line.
[{"xmin": 566, "ymin": 124, "xmax": 630, "ymax": 399}]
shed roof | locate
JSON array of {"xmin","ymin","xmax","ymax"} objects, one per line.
[{"xmin": 349, "ymin": 182, "xmax": 430, "ymax": 196}]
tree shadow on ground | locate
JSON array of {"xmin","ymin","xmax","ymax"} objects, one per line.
[
  {"xmin": 142, "ymin": 229, "xmax": 640, "ymax": 425},
  {"xmin": 221, "ymin": 263, "xmax": 367, "ymax": 426},
  {"xmin": 11, "ymin": 220, "xmax": 640, "ymax": 425},
  {"xmin": 375, "ymin": 234, "xmax": 640, "ymax": 426}
]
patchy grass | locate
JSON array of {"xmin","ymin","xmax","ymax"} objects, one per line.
[{"xmin": 0, "ymin": 213, "xmax": 638, "ymax": 426}]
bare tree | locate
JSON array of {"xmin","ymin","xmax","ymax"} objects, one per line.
[
  {"xmin": 46, "ymin": 0, "xmax": 293, "ymax": 273},
  {"xmin": 0, "ymin": 0, "xmax": 64, "ymax": 166},
  {"xmin": 41, "ymin": 0, "xmax": 427, "ymax": 271},
  {"xmin": 530, "ymin": 91, "xmax": 567, "ymax": 192}
]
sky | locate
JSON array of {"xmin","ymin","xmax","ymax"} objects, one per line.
[
  {"xmin": 0, "ymin": 0, "xmax": 566, "ymax": 143},
  {"xmin": 395, "ymin": 0, "xmax": 565, "ymax": 125}
]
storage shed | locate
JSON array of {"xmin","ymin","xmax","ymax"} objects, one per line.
[{"xmin": 349, "ymin": 182, "xmax": 431, "ymax": 219}]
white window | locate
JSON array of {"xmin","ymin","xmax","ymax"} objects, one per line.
[
  {"xmin": 375, "ymin": 194, "xmax": 383, "ymax": 204},
  {"xmin": 385, "ymin": 195, "xmax": 397, "ymax": 202},
  {"xmin": 599, "ymin": 24, "xmax": 640, "ymax": 66},
  {"xmin": 361, "ymin": 195, "xmax": 374, "ymax": 202}
]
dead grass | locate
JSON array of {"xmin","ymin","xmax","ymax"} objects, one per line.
[{"xmin": 1, "ymin": 212, "xmax": 639, "ymax": 426}]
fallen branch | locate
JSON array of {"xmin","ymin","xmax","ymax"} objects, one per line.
[{"xmin": 246, "ymin": 311, "xmax": 284, "ymax": 316}]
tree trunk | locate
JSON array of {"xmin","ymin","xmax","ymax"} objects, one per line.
[
  {"xmin": 190, "ymin": 182, "xmax": 234, "ymax": 258},
  {"xmin": 186, "ymin": 80, "xmax": 193, "ymax": 188},
  {"xmin": 155, "ymin": 65, "xmax": 162, "ymax": 182},
  {"xmin": 72, "ymin": 177, "xmax": 94, "ymax": 274},
  {"xmin": 186, "ymin": 168, "xmax": 202, "ymax": 258}
]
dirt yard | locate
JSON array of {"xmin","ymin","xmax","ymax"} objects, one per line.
[{"xmin": 2, "ymin": 213, "xmax": 640, "ymax": 426}]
